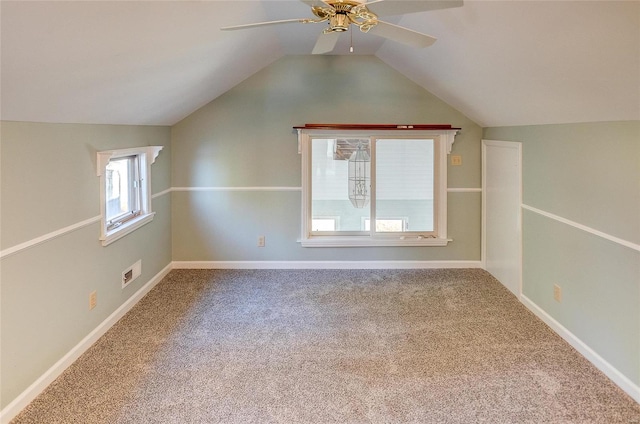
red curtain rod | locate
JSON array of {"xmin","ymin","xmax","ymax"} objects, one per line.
[{"xmin": 293, "ymin": 124, "xmax": 460, "ymax": 130}]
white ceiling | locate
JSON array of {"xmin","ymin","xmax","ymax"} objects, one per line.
[{"xmin": 1, "ymin": 0, "xmax": 638, "ymax": 127}]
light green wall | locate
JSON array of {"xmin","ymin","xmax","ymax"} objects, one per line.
[
  {"xmin": 2, "ymin": 57, "xmax": 636, "ymax": 414},
  {"xmin": 0, "ymin": 121, "xmax": 172, "ymax": 408},
  {"xmin": 484, "ymin": 121, "xmax": 640, "ymax": 386},
  {"xmin": 171, "ymin": 55, "xmax": 482, "ymax": 261}
]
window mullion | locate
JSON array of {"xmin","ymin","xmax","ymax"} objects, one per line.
[
  {"xmin": 370, "ymin": 136, "xmax": 377, "ymax": 238},
  {"xmin": 133, "ymin": 156, "xmax": 142, "ymax": 213}
]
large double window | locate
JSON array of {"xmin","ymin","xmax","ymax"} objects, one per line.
[{"xmin": 298, "ymin": 126, "xmax": 457, "ymax": 247}]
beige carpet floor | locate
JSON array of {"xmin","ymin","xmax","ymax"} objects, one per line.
[{"xmin": 12, "ymin": 269, "xmax": 640, "ymax": 423}]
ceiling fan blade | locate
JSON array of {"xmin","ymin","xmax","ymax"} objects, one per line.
[
  {"xmin": 312, "ymin": 31, "xmax": 341, "ymax": 54},
  {"xmin": 221, "ymin": 19, "xmax": 307, "ymax": 31},
  {"xmin": 299, "ymin": 0, "xmax": 331, "ymax": 7},
  {"xmin": 368, "ymin": 21, "xmax": 437, "ymax": 48},
  {"xmin": 365, "ymin": 0, "xmax": 463, "ymax": 17}
]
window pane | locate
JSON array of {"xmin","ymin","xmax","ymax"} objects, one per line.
[
  {"xmin": 311, "ymin": 138, "xmax": 370, "ymax": 232},
  {"xmin": 105, "ymin": 156, "xmax": 136, "ymax": 222},
  {"xmin": 364, "ymin": 218, "xmax": 406, "ymax": 232},
  {"xmin": 375, "ymin": 139, "xmax": 434, "ymax": 232},
  {"xmin": 312, "ymin": 218, "xmax": 337, "ymax": 231}
]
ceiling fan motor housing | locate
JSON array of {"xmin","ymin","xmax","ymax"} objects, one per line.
[
  {"xmin": 314, "ymin": 0, "xmax": 379, "ymax": 33},
  {"xmin": 328, "ymin": 14, "xmax": 350, "ymax": 32}
]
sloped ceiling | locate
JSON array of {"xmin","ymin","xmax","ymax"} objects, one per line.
[{"xmin": 1, "ymin": 0, "xmax": 638, "ymax": 127}]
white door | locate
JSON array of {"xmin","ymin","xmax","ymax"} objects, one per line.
[{"xmin": 482, "ymin": 140, "xmax": 522, "ymax": 297}]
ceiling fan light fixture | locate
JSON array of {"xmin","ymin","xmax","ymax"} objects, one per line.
[
  {"xmin": 350, "ymin": 4, "xmax": 378, "ymax": 33},
  {"xmin": 326, "ymin": 14, "xmax": 350, "ymax": 32},
  {"xmin": 311, "ymin": 6, "xmax": 334, "ymax": 20}
]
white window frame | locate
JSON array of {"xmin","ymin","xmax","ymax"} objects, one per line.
[
  {"xmin": 97, "ymin": 146, "xmax": 162, "ymax": 246},
  {"xmin": 298, "ymin": 128, "xmax": 457, "ymax": 247}
]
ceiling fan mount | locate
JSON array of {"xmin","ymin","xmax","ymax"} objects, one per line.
[
  {"xmin": 221, "ymin": 0, "xmax": 463, "ymax": 54},
  {"xmin": 308, "ymin": 1, "xmax": 377, "ymax": 33}
]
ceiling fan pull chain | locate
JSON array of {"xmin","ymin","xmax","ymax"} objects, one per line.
[{"xmin": 350, "ymin": 28, "xmax": 354, "ymax": 53}]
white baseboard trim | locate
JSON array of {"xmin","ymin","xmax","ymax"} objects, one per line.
[
  {"xmin": 0, "ymin": 263, "xmax": 173, "ymax": 424},
  {"xmin": 520, "ymin": 295, "xmax": 640, "ymax": 404},
  {"xmin": 172, "ymin": 260, "xmax": 483, "ymax": 270}
]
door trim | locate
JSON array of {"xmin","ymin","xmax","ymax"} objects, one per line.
[{"xmin": 481, "ymin": 139, "xmax": 523, "ymax": 298}]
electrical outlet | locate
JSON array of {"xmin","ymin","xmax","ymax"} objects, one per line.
[
  {"xmin": 89, "ymin": 291, "xmax": 97, "ymax": 310},
  {"xmin": 257, "ymin": 236, "xmax": 265, "ymax": 247},
  {"xmin": 553, "ymin": 284, "xmax": 562, "ymax": 303},
  {"xmin": 451, "ymin": 155, "xmax": 462, "ymax": 166},
  {"xmin": 122, "ymin": 260, "xmax": 142, "ymax": 289}
]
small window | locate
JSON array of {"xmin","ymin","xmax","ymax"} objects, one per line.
[
  {"xmin": 97, "ymin": 146, "xmax": 162, "ymax": 246},
  {"xmin": 105, "ymin": 156, "xmax": 141, "ymax": 231}
]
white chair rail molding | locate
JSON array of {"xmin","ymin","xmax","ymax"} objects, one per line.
[{"xmin": 96, "ymin": 146, "xmax": 163, "ymax": 246}]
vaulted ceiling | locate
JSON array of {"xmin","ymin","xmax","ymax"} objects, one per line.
[{"xmin": 1, "ymin": 1, "xmax": 638, "ymax": 127}]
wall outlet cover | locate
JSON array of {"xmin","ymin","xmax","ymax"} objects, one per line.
[
  {"xmin": 89, "ymin": 291, "xmax": 97, "ymax": 310},
  {"xmin": 553, "ymin": 284, "xmax": 562, "ymax": 303}
]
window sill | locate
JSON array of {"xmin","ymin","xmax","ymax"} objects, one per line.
[
  {"xmin": 300, "ymin": 236, "xmax": 451, "ymax": 248},
  {"xmin": 100, "ymin": 213, "xmax": 155, "ymax": 246}
]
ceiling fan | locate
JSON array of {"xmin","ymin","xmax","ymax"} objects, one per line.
[{"xmin": 221, "ymin": 0, "xmax": 463, "ymax": 54}]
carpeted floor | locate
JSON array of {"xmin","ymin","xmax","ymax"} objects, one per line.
[{"xmin": 12, "ymin": 269, "xmax": 640, "ymax": 423}]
